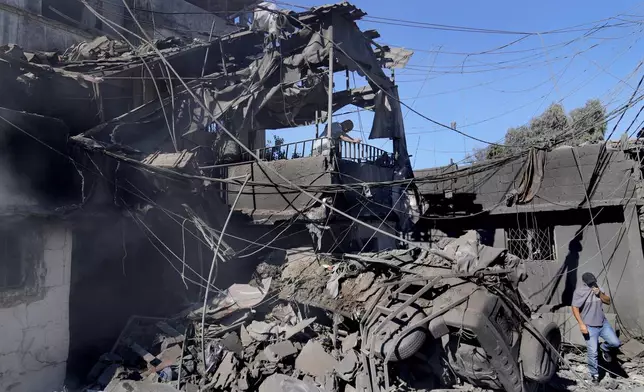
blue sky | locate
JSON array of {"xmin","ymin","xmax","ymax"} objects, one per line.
[{"xmin": 267, "ymin": 0, "xmax": 644, "ymax": 169}]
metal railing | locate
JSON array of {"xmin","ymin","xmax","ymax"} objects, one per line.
[
  {"xmin": 241, "ymin": 138, "xmax": 318, "ymax": 162},
  {"xmin": 337, "ymin": 140, "xmax": 393, "ymax": 166},
  {"xmin": 239, "ymin": 138, "xmax": 393, "ymax": 167}
]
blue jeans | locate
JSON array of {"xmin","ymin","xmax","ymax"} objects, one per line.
[{"xmin": 585, "ymin": 318, "xmax": 621, "ymax": 377}]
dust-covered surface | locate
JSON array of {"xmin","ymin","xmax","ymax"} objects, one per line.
[
  {"xmin": 277, "ymin": 248, "xmax": 389, "ymax": 318},
  {"xmin": 76, "ymin": 231, "xmax": 600, "ymax": 392},
  {"xmin": 547, "ymin": 349, "xmax": 644, "ymax": 391}
]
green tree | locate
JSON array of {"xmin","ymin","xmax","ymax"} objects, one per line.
[
  {"xmin": 474, "ymin": 100, "xmax": 606, "ymax": 161},
  {"xmin": 569, "ymin": 99, "xmax": 606, "ymax": 144}
]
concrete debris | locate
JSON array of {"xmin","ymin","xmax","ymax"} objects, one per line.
[
  {"xmin": 264, "ymin": 341, "xmax": 299, "ymax": 362},
  {"xmin": 295, "ymin": 341, "xmax": 339, "ymax": 379},
  {"xmin": 83, "ymin": 242, "xmax": 644, "ymax": 392},
  {"xmin": 237, "ymin": 367, "xmax": 250, "ymax": 391},
  {"xmin": 220, "ymin": 332, "xmax": 243, "ymax": 358},
  {"xmin": 335, "ymin": 350, "xmax": 358, "ymax": 382},
  {"xmin": 342, "ymin": 332, "xmax": 359, "ymax": 353},
  {"xmin": 240, "ymin": 324, "xmax": 254, "ymax": 348},
  {"xmin": 620, "ymin": 338, "xmax": 644, "ymax": 360},
  {"xmin": 209, "ymin": 351, "xmax": 238, "ymax": 390},
  {"xmin": 205, "ymin": 342, "xmax": 225, "ymax": 373},
  {"xmin": 258, "ymin": 374, "xmax": 326, "ymax": 392},
  {"xmin": 105, "ymin": 380, "xmax": 182, "ymax": 392},
  {"xmin": 283, "ymin": 317, "xmax": 317, "ymax": 340},
  {"xmin": 246, "ymin": 320, "xmax": 281, "ymax": 341},
  {"xmin": 271, "ymin": 303, "xmax": 299, "ymax": 325}
]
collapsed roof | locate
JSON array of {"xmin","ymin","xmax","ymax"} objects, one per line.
[{"xmin": 0, "ymin": 2, "xmax": 414, "ymax": 173}]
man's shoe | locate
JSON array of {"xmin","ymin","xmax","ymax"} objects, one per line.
[
  {"xmin": 601, "ymin": 349, "xmax": 613, "ymax": 363},
  {"xmin": 591, "ymin": 375, "xmax": 600, "ymax": 385}
]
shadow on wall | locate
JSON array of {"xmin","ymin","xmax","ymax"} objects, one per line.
[
  {"xmin": 547, "ymin": 228, "xmax": 584, "ymax": 310},
  {"xmin": 532, "ymin": 207, "xmax": 627, "ymax": 311}
]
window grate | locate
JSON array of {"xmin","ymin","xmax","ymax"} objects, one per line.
[{"xmin": 506, "ymin": 226, "xmax": 556, "ymax": 261}]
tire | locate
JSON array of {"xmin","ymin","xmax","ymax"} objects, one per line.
[
  {"xmin": 482, "ymin": 330, "xmax": 523, "ymax": 392},
  {"xmin": 468, "ymin": 317, "xmax": 523, "ymax": 392},
  {"xmin": 371, "ymin": 303, "xmax": 428, "ymax": 362},
  {"xmin": 520, "ymin": 319, "xmax": 562, "ymax": 383}
]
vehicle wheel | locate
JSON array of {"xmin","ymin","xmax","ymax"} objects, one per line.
[
  {"xmin": 520, "ymin": 319, "xmax": 562, "ymax": 383},
  {"xmin": 473, "ymin": 320, "xmax": 523, "ymax": 392},
  {"xmin": 371, "ymin": 303, "xmax": 428, "ymax": 362},
  {"xmin": 484, "ymin": 335, "xmax": 523, "ymax": 392}
]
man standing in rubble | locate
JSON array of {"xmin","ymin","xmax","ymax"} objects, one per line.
[
  {"xmin": 313, "ymin": 119, "xmax": 361, "ymax": 156},
  {"xmin": 571, "ymin": 272, "xmax": 621, "ymax": 384}
]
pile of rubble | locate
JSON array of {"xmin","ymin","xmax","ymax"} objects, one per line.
[
  {"xmin": 84, "ymin": 283, "xmax": 366, "ymax": 392},
  {"xmin": 81, "ymin": 232, "xmax": 644, "ymax": 392},
  {"xmin": 552, "ymin": 344, "xmax": 644, "ymax": 391},
  {"xmin": 84, "ymin": 249, "xmax": 381, "ymax": 392}
]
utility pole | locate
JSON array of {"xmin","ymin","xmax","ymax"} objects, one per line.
[{"xmin": 326, "ymin": 19, "xmax": 334, "ymax": 150}]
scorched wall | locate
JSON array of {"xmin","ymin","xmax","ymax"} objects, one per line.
[{"xmin": 0, "ymin": 221, "xmax": 72, "ymax": 392}]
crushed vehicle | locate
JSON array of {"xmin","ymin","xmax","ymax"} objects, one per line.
[
  {"xmin": 279, "ymin": 231, "xmax": 563, "ymax": 392},
  {"xmin": 84, "ymin": 231, "xmax": 562, "ymax": 392}
]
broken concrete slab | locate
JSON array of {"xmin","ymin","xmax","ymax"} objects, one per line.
[
  {"xmin": 258, "ymin": 373, "xmax": 325, "ymax": 392},
  {"xmin": 354, "ymin": 372, "xmax": 371, "ymax": 392},
  {"xmin": 342, "ymin": 332, "xmax": 359, "ymax": 353},
  {"xmin": 621, "ymin": 338, "xmax": 644, "ymax": 360},
  {"xmin": 271, "ymin": 303, "xmax": 298, "ymax": 325},
  {"xmin": 284, "ymin": 317, "xmax": 317, "ymax": 340},
  {"xmin": 238, "ymin": 367, "xmax": 250, "ymax": 390},
  {"xmin": 336, "ymin": 350, "xmax": 358, "ymax": 382},
  {"xmin": 210, "ymin": 351, "xmax": 239, "ymax": 390},
  {"xmin": 105, "ymin": 380, "xmax": 181, "ymax": 392},
  {"xmin": 247, "ymin": 320, "xmax": 280, "ymax": 341},
  {"xmin": 221, "ymin": 332, "xmax": 243, "ymax": 357},
  {"xmin": 192, "ymin": 278, "xmax": 273, "ymax": 321},
  {"xmin": 264, "ymin": 341, "xmax": 298, "ymax": 362},
  {"xmin": 295, "ymin": 340, "xmax": 339, "ymax": 378},
  {"xmin": 240, "ymin": 324, "xmax": 253, "ymax": 347},
  {"xmin": 184, "ymin": 383, "xmax": 199, "ymax": 392}
]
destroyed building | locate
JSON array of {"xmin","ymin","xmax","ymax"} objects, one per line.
[
  {"xmin": 414, "ymin": 143, "xmax": 644, "ymax": 335},
  {"xmin": 0, "ymin": 1, "xmax": 424, "ymax": 391},
  {"xmin": 0, "ymin": 0, "xmax": 239, "ymax": 51},
  {"xmin": 1, "ymin": 1, "xmax": 642, "ymax": 392}
]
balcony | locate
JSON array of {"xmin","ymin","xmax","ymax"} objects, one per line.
[
  {"xmin": 240, "ymin": 138, "xmax": 394, "ymax": 167},
  {"xmin": 216, "ymin": 138, "xmax": 396, "ymax": 223}
]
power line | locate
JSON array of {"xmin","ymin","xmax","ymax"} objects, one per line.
[
  {"xmin": 81, "ymin": 0, "xmax": 458, "ymax": 259},
  {"xmin": 362, "ymin": 17, "xmax": 641, "ymax": 36}
]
